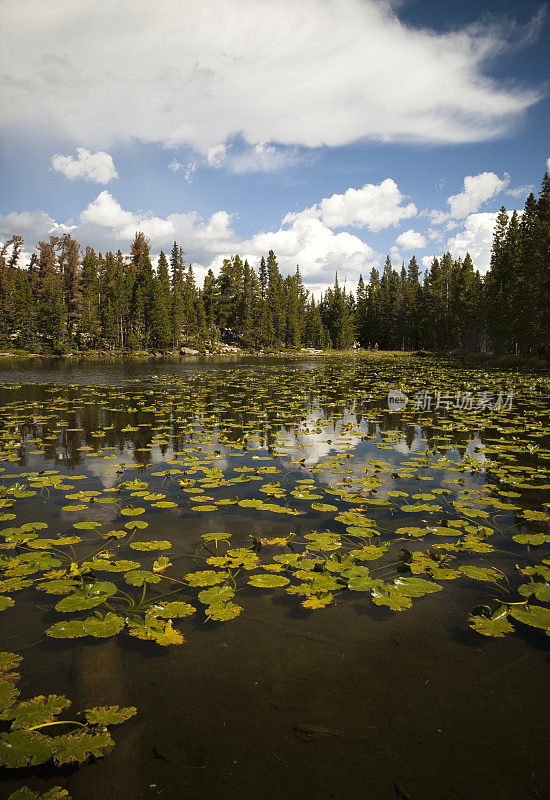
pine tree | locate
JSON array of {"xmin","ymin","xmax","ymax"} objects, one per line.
[
  {"xmin": 485, "ymin": 207, "xmax": 510, "ymax": 353},
  {"xmin": 10, "ymin": 268, "xmax": 36, "ymax": 350},
  {"xmin": 170, "ymin": 242, "xmax": 186, "ymax": 346},
  {"xmin": 266, "ymin": 250, "xmax": 285, "ymax": 344},
  {"xmin": 202, "ymin": 269, "xmax": 219, "ymax": 342},
  {"xmin": 405, "ymin": 256, "xmax": 422, "ymax": 349},
  {"xmin": 284, "ymin": 273, "xmax": 301, "ymax": 348},
  {"xmin": 79, "ymin": 247, "xmax": 101, "ymax": 346},
  {"xmin": 536, "ymin": 173, "xmax": 550, "ymax": 352},
  {"xmin": 58, "ymin": 234, "xmax": 82, "ymax": 341},
  {"xmin": 182, "ymin": 265, "xmax": 198, "ymax": 342}
]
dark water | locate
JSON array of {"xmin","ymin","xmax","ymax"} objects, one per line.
[{"xmin": 0, "ymin": 356, "xmax": 548, "ymax": 800}]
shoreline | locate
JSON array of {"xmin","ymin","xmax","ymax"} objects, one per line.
[{"xmin": 0, "ymin": 349, "xmax": 547, "ymax": 371}]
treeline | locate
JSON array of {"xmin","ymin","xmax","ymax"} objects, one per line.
[{"xmin": 0, "ymin": 172, "xmax": 548, "ymax": 356}]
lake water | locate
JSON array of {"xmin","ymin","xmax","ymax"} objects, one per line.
[{"xmin": 0, "ymin": 355, "xmax": 548, "ymax": 800}]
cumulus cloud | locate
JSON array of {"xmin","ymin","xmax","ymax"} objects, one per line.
[
  {"xmin": 395, "ymin": 229, "xmax": 426, "ymax": 250},
  {"xmin": 0, "ymin": 210, "xmax": 57, "ymax": 242},
  {"xmin": 0, "ymin": 188, "xmax": 377, "ymax": 292},
  {"xmin": 446, "ymin": 212, "xmax": 499, "ymax": 273},
  {"xmin": 51, "ymin": 148, "xmax": 117, "ymax": 183},
  {"xmin": 80, "ymin": 191, "xmax": 136, "ymax": 229},
  {"xmin": 284, "ymin": 179, "xmax": 416, "ymax": 232},
  {"xmin": 239, "ymin": 216, "xmax": 374, "ymax": 288},
  {"xmin": 547, "ymin": 157, "xmax": 550, "ymax": 171},
  {"xmin": 0, "ymin": 0, "xmax": 541, "ymax": 151},
  {"xmin": 446, "ymin": 172, "xmax": 509, "ymax": 219}
]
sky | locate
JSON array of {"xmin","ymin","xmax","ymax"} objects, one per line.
[{"xmin": 0, "ymin": 0, "xmax": 548, "ymax": 294}]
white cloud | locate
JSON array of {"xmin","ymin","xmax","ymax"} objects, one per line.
[
  {"xmin": 240, "ymin": 216, "xmax": 374, "ymax": 288},
  {"xmin": 207, "ymin": 144, "xmax": 227, "ymax": 167},
  {"xmin": 395, "ymin": 229, "xmax": 426, "ymax": 250},
  {"xmin": 446, "ymin": 212, "xmax": 499, "ymax": 273},
  {"xmin": 0, "ymin": 188, "xmax": 378, "ymax": 292},
  {"xmin": 426, "ymin": 207, "xmax": 522, "ymax": 274},
  {"xmin": 506, "ymin": 183, "xmax": 535, "ymax": 198},
  {"xmin": 547, "ymin": 157, "xmax": 550, "ymax": 172},
  {"xmin": 390, "ymin": 246, "xmax": 402, "ymax": 264},
  {"xmin": 169, "ymin": 160, "xmax": 197, "ymax": 182},
  {"xmin": 427, "ymin": 228, "xmax": 444, "ymax": 242},
  {"xmin": 229, "ymin": 142, "xmax": 300, "ymax": 174},
  {"xmin": 284, "ymin": 179, "xmax": 416, "ymax": 232},
  {"xmin": 0, "ymin": 210, "xmax": 56, "ymax": 242},
  {"xmin": 51, "ymin": 148, "xmax": 117, "ymax": 183},
  {"xmin": 447, "ymin": 171, "xmax": 509, "ymax": 219},
  {"xmin": 0, "ymin": 1, "xmax": 541, "ymax": 151},
  {"xmin": 80, "ymin": 191, "xmax": 136, "ymax": 229},
  {"xmin": 421, "ymin": 255, "xmax": 437, "ymax": 269}
]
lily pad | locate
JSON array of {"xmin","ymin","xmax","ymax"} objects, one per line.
[
  {"xmin": 248, "ymin": 574, "xmax": 290, "ymax": 588},
  {"xmin": 55, "ymin": 582, "xmax": 117, "ymax": 612},
  {"xmin": 84, "ymin": 706, "xmax": 137, "ymax": 725},
  {"xmin": 0, "ymin": 730, "xmax": 56, "ymax": 767},
  {"xmin": 509, "ymin": 604, "xmax": 550, "ymax": 632},
  {"xmin": 469, "ymin": 605, "xmax": 514, "ymax": 637},
  {"xmin": 52, "ymin": 729, "xmax": 114, "ymax": 765}
]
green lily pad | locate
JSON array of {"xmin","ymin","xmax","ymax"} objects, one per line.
[
  {"xmin": 0, "ymin": 596, "xmax": 14, "ymax": 612},
  {"xmin": 302, "ymin": 592, "xmax": 334, "ymax": 609},
  {"xmin": 513, "ymin": 533, "xmax": 550, "ymax": 546},
  {"xmin": 126, "ymin": 616, "xmax": 184, "ymax": 645},
  {"xmin": 201, "ymin": 531, "xmax": 231, "ymax": 544},
  {"xmin": 393, "ymin": 576, "xmax": 443, "ymax": 597},
  {"xmin": 198, "ymin": 585, "xmax": 235, "ymax": 605},
  {"xmin": 522, "ymin": 510, "xmax": 549, "ymax": 522},
  {"xmin": 130, "ymin": 540, "xmax": 172, "ymax": 551},
  {"xmin": 0, "ymin": 694, "xmax": 70, "ymax": 729},
  {"xmin": 469, "ymin": 605, "xmax": 514, "ymax": 637},
  {"xmin": 55, "ymin": 582, "xmax": 117, "ymax": 612},
  {"xmin": 0, "ymin": 730, "xmax": 56, "ymax": 768},
  {"xmin": 46, "ymin": 613, "xmax": 125, "ymax": 639},
  {"xmin": 518, "ymin": 582, "xmax": 550, "ymax": 602},
  {"xmin": 459, "ymin": 566, "xmax": 504, "ymax": 584},
  {"xmin": 73, "ymin": 521, "xmax": 102, "ymax": 530},
  {"xmin": 371, "ymin": 584, "xmax": 413, "ymax": 611},
  {"xmin": 124, "ymin": 570, "xmax": 161, "ymax": 587},
  {"xmin": 151, "ymin": 601, "xmax": 195, "ymax": 618},
  {"xmin": 7, "ymin": 787, "xmax": 69, "ymax": 800},
  {"xmin": 84, "ymin": 705, "xmax": 137, "ymax": 725},
  {"xmin": 185, "ymin": 570, "xmax": 228, "ymax": 587},
  {"xmin": 124, "ymin": 520, "xmax": 148, "ymax": 530},
  {"xmin": 0, "ymin": 680, "xmax": 20, "ymax": 714},
  {"xmin": 509, "ymin": 604, "xmax": 550, "ymax": 632},
  {"xmin": 80, "ymin": 559, "xmax": 140, "ymax": 573},
  {"xmin": 52, "ymin": 729, "xmax": 113, "ymax": 765},
  {"xmin": 205, "ymin": 601, "xmax": 243, "ymax": 621},
  {"xmin": 248, "ymin": 574, "xmax": 290, "ymax": 588}
]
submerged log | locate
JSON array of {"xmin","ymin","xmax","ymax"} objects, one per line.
[{"xmin": 69, "ymin": 639, "xmax": 145, "ymax": 800}]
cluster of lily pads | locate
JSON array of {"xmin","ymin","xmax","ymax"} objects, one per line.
[
  {"xmin": 0, "ymin": 649, "xmax": 135, "ymax": 799},
  {"xmin": 0, "ymin": 355, "xmax": 548, "ymax": 794}
]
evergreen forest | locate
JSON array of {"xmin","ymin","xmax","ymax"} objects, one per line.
[{"xmin": 0, "ymin": 172, "xmax": 548, "ymax": 357}]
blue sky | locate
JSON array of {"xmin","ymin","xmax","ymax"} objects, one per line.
[{"xmin": 0, "ymin": 0, "xmax": 548, "ymax": 293}]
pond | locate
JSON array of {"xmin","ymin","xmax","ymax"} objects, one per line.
[{"xmin": 0, "ymin": 354, "xmax": 548, "ymax": 800}]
